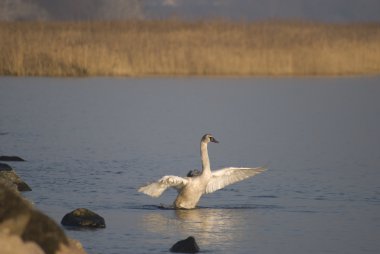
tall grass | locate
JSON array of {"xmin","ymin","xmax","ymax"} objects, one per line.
[{"xmin": 1, "ymin": 20, "xmax": 380, "ymax": 76}]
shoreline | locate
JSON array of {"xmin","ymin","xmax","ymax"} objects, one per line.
[
  {"xmin": 2, "ymin": 72, "xmax": 380, "ymax": 79},
  {"xmin": 1, "ymin": 20, "xmax": 380, "ymax": 77}
]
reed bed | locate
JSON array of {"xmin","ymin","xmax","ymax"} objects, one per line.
[{"xmin": 1, "ymin": 20, "xmax": 380, "ymax": 76}]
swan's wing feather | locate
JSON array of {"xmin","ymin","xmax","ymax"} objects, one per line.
[
  {"xmin": 138, "ymin": 175, "xmax": 188, "ymax": 197},
  {"xmin": 205, "ymin": 167, "xmax": 267, "ymax": 194}
]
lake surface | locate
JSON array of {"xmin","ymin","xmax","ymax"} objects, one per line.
[{"xmin": 1, "ymin": 77, "xmax": 379, "ymax": 254}]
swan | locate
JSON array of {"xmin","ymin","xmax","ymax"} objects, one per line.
[{"xmin": 138, "ymin": 134, "xmax": 267, "ymax": 209}]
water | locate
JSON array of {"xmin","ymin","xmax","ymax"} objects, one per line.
[{"xmin": 1, "ymin": 77, "xmax": 379, "ymax": 254}]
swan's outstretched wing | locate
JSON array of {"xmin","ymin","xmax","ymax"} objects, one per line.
[
  {"xmin": 138, "ymin": 175, "xmax": 189, "ymax": 197},
  {"xmin": 205, "ymin": 167, "xmax": 267, "ymax": 194}
]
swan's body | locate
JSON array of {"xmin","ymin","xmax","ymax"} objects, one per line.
[{"xmin": 138, "ymin": 134, "xmax": 266, "ymax": 209}]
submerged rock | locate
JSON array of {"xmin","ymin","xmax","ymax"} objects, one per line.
[
  {"xmin": 0, "ymin": 163, "xmax": 31, "ymax": 191},
  {"xmin": 61, "ymin": 208, "xmax": 106, "ymax": 228},
  {"xmin": 0, "ymin": 156, "xmax": 25, "ymax": 162},
  {"xmin": 0, "ymin": 182, "xmax": 70, "ymax": 254},
  {"xmin": 170, "ymin": 236, "xmax": 200, "ymax": 253}
]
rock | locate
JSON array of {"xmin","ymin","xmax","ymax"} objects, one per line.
[
  {"xmin": 0, "ymin": 164, "xmax": 31, "ymax": 192},
  {"xmin": 0, "ymin": 163, "xmax": 13, "ymax": 171},
  {"xmin": 22, "ymin": 209, "xmax": 69, "ymax": 254},
  {"xmin": 56, "ymin": 238, "xmax": 88, "ymax": 254},
  {"xmin": 0, "ymin": 182, "xmax": 70, "ymax": 254},
  {"xmin": 186, "ymin": 169, "xmax": 201, "ymax": 177},
  {"xmin": 0, "ymin": 178, "xmax": 18, "ymax": 191},
  {"xmin": 61, "ymin": 208, "xmax": 106, "ymax": 228},
  {"xmin": 16, "ymin": 181, "xmax": 32, "ymax": 192},
  {"xmin": 0, "ymin": 232, "xmax": 87, "ymax": 254},
  {"xmin": 0, "ymin": 156, "xmax": 25, "ymax": 162},
  {"xmin": 170, "ymin": 236, "xmax": 200, "ymax": 253},
  {"xmin": 0, "ymin": 232, "xmax": 45, "ymax": 254}
]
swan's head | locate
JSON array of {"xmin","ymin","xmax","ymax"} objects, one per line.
[{"xmin": 201, "ymin": 134, "xmax": 219, "ymax": 144}]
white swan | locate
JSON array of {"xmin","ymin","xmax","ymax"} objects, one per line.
[{"xmin": 138, "ymin": 134, "xmax": 267, "ymax": 209}]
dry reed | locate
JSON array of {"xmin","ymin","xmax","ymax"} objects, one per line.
[{"xmin": 1, "ymin": 20, "xmax": 380, "ymax": 76}]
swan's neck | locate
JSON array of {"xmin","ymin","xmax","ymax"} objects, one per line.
[{"xmin": 201, "ymin": 142, "xmax": 211, "ymax": 176}]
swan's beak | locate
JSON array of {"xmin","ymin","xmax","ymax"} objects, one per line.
[{"xmin": 210, "ymin": 137, "xmax": 219, "ymax": 143}]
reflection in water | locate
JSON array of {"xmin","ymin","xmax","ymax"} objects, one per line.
[{"xmin": 142, "ymin": 208, "xmax": 252, "ymax": 246}]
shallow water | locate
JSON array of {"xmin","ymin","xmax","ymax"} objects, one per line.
[{"xmin": 1, "ymin": 77, "xmax": 379, "ymax": 254}]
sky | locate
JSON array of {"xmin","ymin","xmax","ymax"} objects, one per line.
[{"xmin": 1, "ymin": 0, "xmax": 380, "ymax": 22}]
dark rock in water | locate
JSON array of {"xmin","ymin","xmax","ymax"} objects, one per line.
[
  {"xmin": 0, "ymin": 156, "xmax": 25, "ymax": 161},
  {"xmin": 0, "ymin": 182, "xmax": 69, "ymax": 254},
  {"xmin": 16, "ymin": 181, "xmax": 32, "ymax": 192},
  {"xmin": 0, "ymin": 162, "xmax": 13, "ymax": 171},
  {"xmin": 61, "ymin": 208, "xmax": 106, "ymax": 228},
  {"xmin": 187, "ymin": 169, "xmax": 201, "ymax": 177},
  {"xmin": 0, "ymin": 164, "xmax": 31, "ymax": 192},
  {"xmin": 170, "ymin": 236, "xmax": 200, "ymax": 253}
]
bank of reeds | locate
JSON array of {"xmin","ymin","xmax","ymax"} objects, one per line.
[{"xmin": 1, "ymin": 20, "xmax": 380, "ymax": 76}]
